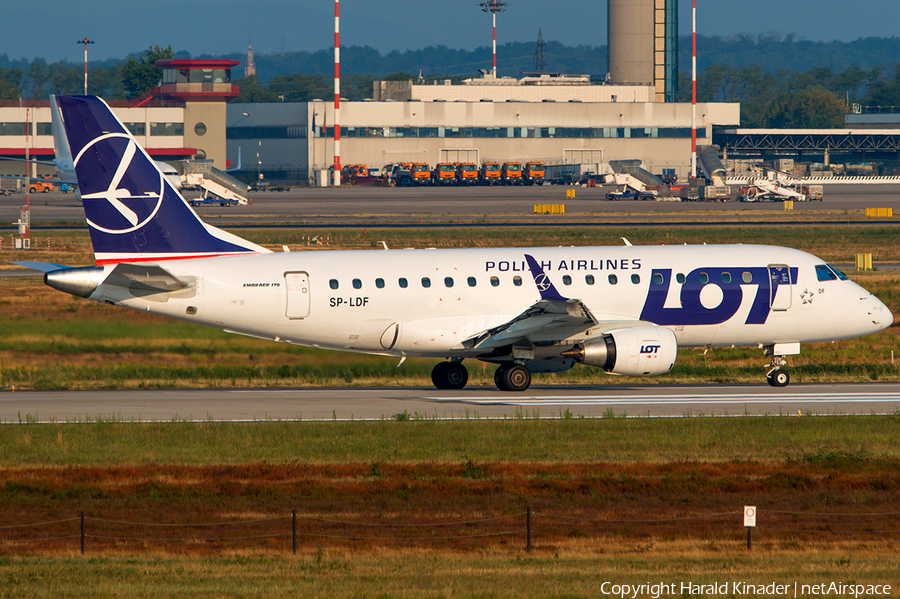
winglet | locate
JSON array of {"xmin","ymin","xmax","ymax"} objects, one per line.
[{"xmin": 524, "ymin": 254, "xmax": 567, "ymax": 301}]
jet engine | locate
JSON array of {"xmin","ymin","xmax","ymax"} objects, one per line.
[{"xmin": 562, "ymin": 325, "xmax": 677, "ymax": 377}]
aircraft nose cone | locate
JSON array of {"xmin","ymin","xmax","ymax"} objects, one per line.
[{"xmin": 868, "ymin": 297, "xmax": 893, "ymax": 330}]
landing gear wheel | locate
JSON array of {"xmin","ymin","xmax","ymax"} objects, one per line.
[
  {"xmin": 431, "ymin": 361, "xmax": 468, "ymax": 390},
  {"xmin": 431, "ymin": 362, "xmax": 449, "ymax": 388},
  {"xmin": 501, "ymin": 364, "xmax": 531, "ymax": 392},
  {"xmin": 443, "ymin": 362, "xmax": 468, "ymax": 390},
  {"xmin": 767, "ymin": 368, "xmax": 790, "ymax": 387},
  {"xmin": 494, "ymin": 366, "xmax": 508, "ymax": 391}
]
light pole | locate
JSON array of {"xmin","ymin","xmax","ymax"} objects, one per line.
[
  {"xmin": 478, "ymin": 1, "xmax": 509, "ymax": 77},
  {"xmin": 76, "ymin": 37, "xmax": 94, "ymax": 95}
]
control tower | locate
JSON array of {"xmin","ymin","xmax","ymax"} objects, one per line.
[{"xmin": 608, "ymin": 0, "xmax": 678, "ymax": 102}]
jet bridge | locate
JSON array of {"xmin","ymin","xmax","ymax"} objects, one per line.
[{"xmin": 182, "ymin": 160, "xmax": 250, "ymax": 205}]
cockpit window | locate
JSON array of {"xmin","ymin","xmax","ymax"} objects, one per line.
[
  {"xmin": 815, "ymin": 265, "xmax": 837, "ymax": 281},
  {"xmin": 828, "ymin": 264, "xmax": 849, "ymax": 280}
]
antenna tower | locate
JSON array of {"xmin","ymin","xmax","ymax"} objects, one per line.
[{"xmin": 533, "ymin": 29, "xmax": 547, "ymax": 72}]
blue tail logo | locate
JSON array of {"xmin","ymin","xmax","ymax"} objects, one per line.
[
  {"xmin": 58, "ymin": 96, "xmax": 267, "ymax": 264},
  {"xmin": 77, "ymin": 133, "xmax": 163, "ymax": 234}
]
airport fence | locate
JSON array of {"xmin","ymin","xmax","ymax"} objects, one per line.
[{"xmin": 3, "ymin": 507, "xmax": 900, "ymax": 555}]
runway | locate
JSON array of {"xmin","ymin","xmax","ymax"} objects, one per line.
[{"xmin": 2, "ymin": 383, "xmax": 899, "ymax": 423}]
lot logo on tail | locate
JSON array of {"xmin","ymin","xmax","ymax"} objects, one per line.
[{"xmin": 75, "ymin": 133, "xmax": 164, "ymax": 234}]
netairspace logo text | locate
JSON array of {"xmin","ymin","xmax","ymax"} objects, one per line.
[{"xmin": 598, "ymin": 581, "xmax": 892, "ymax": 598}]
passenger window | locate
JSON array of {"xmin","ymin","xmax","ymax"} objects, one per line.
[
  {"xmin": 585, "ymin": 275, "xmax": 595, "ymax": 285},
  {"xmin": 721, "ymin": 272, "xmax": 732, "ymax": 284},
  {"xmin": 653, "ymin": 273, "xmax": 664, "ymax": 285},
  {"xmin": 490, "ymin": 276, "xmax": 500, "ymax": 287},
  {"xmin": 329, "ymin": 279, "xmax": 339, "ymax": 290},
  {"xmin": 699, "ymin": 272, "xmax": 709, "ymax": 284},
  {"xmin": 398, "ymin": 278, "xmax": 408, "ymax": 288},
  {"xmin": 816, "ymin": 265, "xmax": 837, "ymax": 281},
  {"xmin": 422, "ymin": 277, "xmax": 431, "ymax": 288},
  {"xmin": 562, "ymin": 275, "xmax": 572, "ymax": 285},
  {"xmin": 513, "ymin": 276, "xmax": 522, "ymax": 287},
  {"xmin": 375, "ymin": 278, "xmax": 385, "ymax": 289},
  {"xmin": 742, "ymin": 272, "xmax": 753, "ymax": 283},
  {"xmin": 631, "ymin": 274, "xmax": 640, "ymax": 284},
  {"xmin": 676, "ymin": 273, "xmax": 685, "ymax": 284},
  {"xmin": 608, "ymin": 274, "xmax": 618, "ymax": 285},
  {"xmin": 352, "ymin": 279, "xmax": 362, "ymax": 289},
  {"xmin": 444, "ymin": 277, "xmax": 454, "ymax": 288},
  {"xmin": 467, "ymin": 276, "xmax": 477, "ymax": 287}
]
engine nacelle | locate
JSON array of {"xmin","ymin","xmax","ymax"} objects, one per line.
[{"xmin": 563, "ymin": 325, "xmax": 678, "ymax": 377}]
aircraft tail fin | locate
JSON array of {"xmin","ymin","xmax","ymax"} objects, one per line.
[
  {"xmin": 57, "ymin": 95, "xmax": 269, "ymax": 265},
  {"xmin": 49, "ymin": 94, "xmax": 75, "ymax": 177}
]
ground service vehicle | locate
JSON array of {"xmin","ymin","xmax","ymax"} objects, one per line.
[
  {"xmin": 0, "ymin": 179, "xmax": 20, "ymax": 196},
  {"xmin": 410, "ymin": 163, "xmax": 432, "ymax": 185},
  {"xmin": 523, "ymin": 162, "xmax": 545, "ymax": 186},
  {"xmin": 386, "ymin": 163, "xmax": 413, "ymax": 187},
  {"xmin": 479, "ymin": 162, "xmax": 502, "ymax": 185},
  {"xmin": 29, "ymin": 179, "xmax": 55, "ymax": 193},
  {"xmin": 432, "ymin": 163, "xmax": 457, "ymax": 185},
  {"xmin": 502, "ymin": 162, "xmax": 523, "ymax": 185},
  {"xmin": 456, "ymin": 163, "xmax": 479, "ymax": 185}
]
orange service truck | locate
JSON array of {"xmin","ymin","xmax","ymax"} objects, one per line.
[
  {"xmin": 479, "ymin": 162, "xmax": 501, "ymax": 185},
  {"xmin": 409, "ymin": 162, "xmax": 432, "ymax": 185},
  {"xmin": 455, "ymin": 162, "xmax": 479, "ymax": 185},
  {"xmin": 501, "ymin": 162, "xmax": 523, "ymax": 185},
  {"xmin": 523, "ymin": 161, "xmax": 545, "ymax": 186},
  {"xmin": 432, "ymin": 162, "xmax": 457, "ymax": 185}
]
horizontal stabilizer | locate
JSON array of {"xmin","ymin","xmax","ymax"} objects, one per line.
[{"xmin": 9, "ymin": 261, "xmax": 73, "ymax": 272}]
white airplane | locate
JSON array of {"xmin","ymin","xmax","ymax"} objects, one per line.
[{"xmin": 14, "ymin": 96, "xmax": 893, "ymax": 392}]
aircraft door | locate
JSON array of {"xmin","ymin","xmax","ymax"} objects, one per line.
[
  {"xmin": 285, "ymin": 272, "xmax": 310, "ymax": 319},
  {"xmin": 768, "ymin": 265, "xmax": 792, "ymax": 312}
]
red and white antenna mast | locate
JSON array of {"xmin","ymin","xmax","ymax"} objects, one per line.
[
  {"xmin": 479, "ymin": 1, "xmax": 509, "ymax": 77},
  {"xmin": 691, "ymin": 0, "xmax": 697, "ymax": 179},
  {"xmin": 76, "ymin": 37, "xmax": 94, "ymax": 95},
  {"xmin": 333, "ymin": 0, "xmax": 341, "ymax": 186}
]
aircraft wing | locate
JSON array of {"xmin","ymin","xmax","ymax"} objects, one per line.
[
  {"xmin": 464, "ymin": 296, "xmax": 597, "ymax": 350},
  {"xmin": 0, "ymin": 173, "xmax": 77, "ymax": 186},
  {"xmin": 462, "ymin": 254, "xmax": 608, "ymax": 351}
]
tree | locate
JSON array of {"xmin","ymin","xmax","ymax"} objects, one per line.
[
  {"xmin": 0, "ymin": 67, "xmax": 24, "ymax": 100},
  {"xmin": 233, "ymin": 75, "xmax": 279, "ymax": 102},
  {"xmin": 122, "ymin": 45, "xmax": 174, "ymax": 99},
  {"xmin": 764, "ymin": 87, "xmax": 846, "ymax": 128}
]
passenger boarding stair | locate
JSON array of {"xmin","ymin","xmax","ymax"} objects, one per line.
[
  {"xmin": 603, "ymin": 159, "xmax": 663, "ymax": 199},
  {"xmin": 737, "ymin": 165, "xmax": 822, "ymax": 202},
  {"xmin": 182, "ymin": 160, "xmax": 250, "ymax": 205}
]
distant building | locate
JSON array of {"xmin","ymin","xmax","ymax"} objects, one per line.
[{"xmin": 245, "ymin": 42, "xmax": 256, "ymax": 78}]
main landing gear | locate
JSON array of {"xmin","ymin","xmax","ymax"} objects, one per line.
[
  {"xmin": 493, "ymin": 363, "xmax": 531, "ymax": 392},
  {"xmin": 430, "ymin": 360, "xmax": 533, "ymax": 392},
  {"xmin": 431, "ymin": 361, "xmax": 469, "ymax": 390}
]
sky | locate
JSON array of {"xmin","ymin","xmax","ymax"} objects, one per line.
[{"xmin": 3, "ymin": 0, "xmax": 898, "ymax": 64}]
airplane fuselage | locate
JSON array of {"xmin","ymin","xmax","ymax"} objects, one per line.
[{"xmin": 83, "ymin": 244, "xmax": 888, "ymax": 362}]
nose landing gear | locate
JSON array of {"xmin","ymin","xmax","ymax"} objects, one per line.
[{"xmin": 763, "ymin": 344, "xmax": 797, "ymax": 387}]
